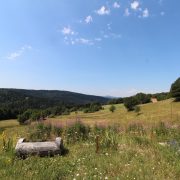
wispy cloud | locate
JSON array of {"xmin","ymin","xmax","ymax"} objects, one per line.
[
  {"xmin": 131, "ymin": 1, "xmax": 140, "ymax": 10},
  {"xmin": 6, "ymin": 45, "xmax": 32, "ymax": 60},
  {"xmin": 85, "ymin": 15, "xmax": 93, "ymax": 24},
  {"xmin": 142, "ymin": 8, "xmax": 149, "ymax": 18},
  {"xmin": 101, "ymin": 31, "xmax": 122, "ymax": 40},
  {"xmin": 61, "ymin": 26, "xmax": 75, "ymax": 35},
  {"xmin": 75, "ymin": 38, "xmax": 94, "ymax": 45},
  {"xmin": 113, "ymin": 2, "xmax": 120, "ymax": 9},
  {"xmin": 96, "ymin": 6, "xmax": 110, "ymax": 15},
  {"xmin": 64, "ymin": 36, "xmax": 95, "ymax": 46},
  {"xmin": 124, "ymin": 8, "xmax": 130, "ymax": 16}
]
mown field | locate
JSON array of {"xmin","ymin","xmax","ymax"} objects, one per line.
[{"xmin": 0, "ymin": 99, "xmax": 180, "ymax": 179}]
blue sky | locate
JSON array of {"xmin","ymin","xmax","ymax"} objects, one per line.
[{"xmin": 0, "ymin": 0, "xmax": 179, "ymax": 97}]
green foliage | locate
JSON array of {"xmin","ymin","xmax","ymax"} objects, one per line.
[
  {"xmin": 28, "ymin": 123, "xmax": 52, "ymax": 141},
  {"xmin": 170, "ymin": 77, "xmax": 180, "ymax": 101},
  {"xmin": 134, "ymin": 106, "xmax": 141, "ymax": 115},
  {"xmin": 108, "ymin": 98, "xmax": 123, "ymax": 104},
  {"xmin": 66, "ymin": 121, "xmax": 91, "ymax": 143},
  {"xmin": 100, "ymin": 127, "xmax": 119, "ymax": 150},
  {"xmin": 54, "ymin": 126, "xmax": 63, "ymax": 136},
  {"xmin": 152, "ymin": 92, "xmax": 170, "ymax": 101},
  {"xmin": 0, "ymin": 88, "xmax": 108, "ymax": 120},
  {"xmin": 62, "ymin": 109, "xmax": 70, "ymax": 115},
  {"xmin": 83, "ymin": 103, "xmax": 102, "ymax": 113},
  {"xmin": 109, "ymin": 105, "xmax": 116, "ymax": 113},
  {"xmin": 17, "ymin": 109, "xmax": 32, "ymax": 125},
  {"xmin": 124, "ymin": 97, "xmax": 139, "ymax": 111},
  {"xmin": 134, "ymin": 93, "xmax": 151, "ymax": 104},
  {"xmin": 153, "ymin": 122, "xmax": 169, "ymax": 137},
  {"xmin": 132, "ymin": 136, "xmax": 150, "ymax": 146}
]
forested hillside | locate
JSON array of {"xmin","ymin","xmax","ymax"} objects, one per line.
[{"xmin": 0, "ymin": 89, "xmax": 108, "ymax": 120}]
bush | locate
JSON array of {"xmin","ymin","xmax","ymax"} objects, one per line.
[
  {"xmin": 109, "ymin": 105, "xmax": 116, "ymax": 113},
  {"xmin": 135, "ymin": 93, "xmax": 151, "ymax": 104},
  {"xmin": 83, "ymin": 103, "xmax": 102, "ymax": 113},
  {"xmin": 17, "ymin": 110, "xmax": 32, "ymax": 125},
  {"xmin": 124, "ymin": 97, "xmax": 139, "ymax": 111}
]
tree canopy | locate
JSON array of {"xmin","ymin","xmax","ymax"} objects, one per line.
[{"xmin": 170, "ymin": 77, "xmax": 180, "ymax": 101}]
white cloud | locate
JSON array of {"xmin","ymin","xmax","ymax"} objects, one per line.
[
  {"xmin": 142, "ymin": 8, "xmax": 149, "ymax": 18},
  {"xmin": 124, "ymin": 8, "xmax": 130, "ymax": 16},
  {"xmin": 113, "ymin": 2, "xmax": 120, "ymax": 9},
  {"xmin": 76, "ymin": 38, "xmax": 94, "ymax": 45},
  {"xmin": 85, "ymin": 15, "xmax": 93, "ymax": 24},
  {"xmin": 96, "ymin": 6, "xmax": 110, "ymax": 15},
  {"xmin": 131, "ymin": 1, "xmax": 140, "ymax": 10},
  {"xmin": 7, "ymin": 45, "xmax": 32, "ymax": 60},
  {"xmin": 61, "ymin": 27, "xmax": 74, "ymax": 35}
]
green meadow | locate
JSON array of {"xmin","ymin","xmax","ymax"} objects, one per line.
[{"xmin": 0, "ymin": 99, "xmax": 180, "ymax": 179}]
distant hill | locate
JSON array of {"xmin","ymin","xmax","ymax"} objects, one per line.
[
  {"xmin": 0, "ymin": 88, "xmax": 108, "ymax": 120},
  {"xmin": 0, "ymin": 88, "xmax": 108, "ymax": 107}
]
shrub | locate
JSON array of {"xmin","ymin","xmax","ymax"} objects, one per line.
[
  {"xmin": 124, "ymin": 97, "xmax": 139, "ymax": 111},
  {"xmin": 135, "ymin": 93, "xmax": 151, "ymax": 104},
  {"xmin": 109, "ymin": 105, "xmax": 116, "ymax": 113},
  {"xmin": 83, "ymin": 103, "xmax": 102, "ymax": 113},
  {"xmin": 17, "ymin": 110, "xmax": 32, "ymax": 125}
]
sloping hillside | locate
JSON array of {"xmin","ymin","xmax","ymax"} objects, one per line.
[
  {"xmin": 0, "ymin": 89, "xmax": 108, "ymax": 105},
  {"xmin": 48, "ymin": 99, "xmax": 180, "ymax": 128}
]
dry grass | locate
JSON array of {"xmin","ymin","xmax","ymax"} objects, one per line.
[
  {"xmin": 0, "ymin": 119, "xmax": 19, "ymax": 128},
  {"xmin": 47, "ymin": 99, "xmax": 180, "ymax": 129}
]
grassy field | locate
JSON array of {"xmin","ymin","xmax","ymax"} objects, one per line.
[
  {"xmin": 47, "ymin": 99, "xmax": 180, "ymax": 128},
  {"xmin": 0, "ymin": 99, "xmax": 180, "ymax": 179}
]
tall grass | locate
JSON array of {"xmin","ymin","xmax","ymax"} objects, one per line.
[{"xmin": 1, "ymin": 119, "xmax": 180, "ymax": 179}]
